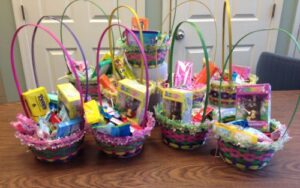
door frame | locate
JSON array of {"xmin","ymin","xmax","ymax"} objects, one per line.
[
  {"xmin": 12, "ymin": 0, "xmax": 34, "ymax": 89},
  {"xmin": 288, "ymin": 0, "xmax": 300, "ymax": 58},
  {"xmin": 162, "ymin": 0, "xmax": 283, "ymax": 53}
]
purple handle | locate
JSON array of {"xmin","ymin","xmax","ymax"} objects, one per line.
[
  {"xmin": 10, "ymin": 24, "xmax": 84, "ymax": 117},
  {"xmin": 31, "ymin": 16, "xmax": 89, "ymax": 102},
  {"xmin": 95, "ymin": 24, "xmax": 149, "ymax": 127}
]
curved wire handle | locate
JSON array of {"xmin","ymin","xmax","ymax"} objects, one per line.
[
  {"xmin": 95, "ymin": 23, "xmax": 149, "ymax": 127},
  {"xmin": 108, "ymin": 5, "xmax": 144, "ymax": 82},
  {"xmin": 218, "ymin": 28, "xmax": 300, "ymax": 126},
  {"xmin": 31, "ymin": 16, "xmax": 88, "ymax": 102},
  {"xmin": 10, "ymin": 24, "xmax": 84, "ymax": 118},
  {"xmin": 161, "ymin": 0, "xmax": 218, "ymax": 63},
  {"xmin": 168, "ymin": 21, "xmax": 210, "ymax": 124},
  {"xmin": 59, "ymin": 0, "xmax": 112, "ymax": 72},
  {"xmin": 222, "ymin": 0, "xmax": 233, "ymax": 81}
]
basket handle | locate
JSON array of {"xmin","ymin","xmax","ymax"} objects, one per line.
[
  {"xmin": 161, "ymin": 0, "xmax": 218, "ymax": 63},
  {"xmin": 218, "ymin": 28, "xmax": 300, "ymax": 123},
  {"xmin": 10, "ymin": 24, "xmax": 84, "ymax": 118},
  {"xmin": 59, "ymin": 0, "xmax": 109, "ymax": 100},
  {"xmin": 222, "ymin": 0, "xmax": 233, "ymax": 81},
  {"xmin": 108, "ymin": 5, "xmax": 144, "ymax": 83},
  {"xmin": 31, "ymin": 16, "xmax": 88, "ymax": 102},
  {"xmin": 96, "ymin": 23, "xmax": 149, "ymax": 127},
  {"xmin": 168, "ymin": 21, "xmax": 210, "ymax": 124}
]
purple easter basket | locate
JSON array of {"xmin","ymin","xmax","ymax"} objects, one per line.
[
  {"xmin": 91, "ymin": 23, "xmax": 155, "ymax": 158},
  {"xmin": 10, "ymin": 24, "xmax": 86, "ymax": 162}
]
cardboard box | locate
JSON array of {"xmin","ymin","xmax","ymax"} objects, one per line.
[
  {"xmin": 57, "ymin": 83, "xmax": 81, "ymax": 119},
  {"xmin": 22, "ymin": 87, "xmax": 50, "ymax": 122},
  {"xmin": 162, "ymin": 88, "xmax": 193, "ymax": 123},
  {"xmin": 116, "ymin": 79, "xmax": 155, "ymax": 124},
  {"xmin": 236, "ymin": 84, "xmax": 271, "ymax": 132}
]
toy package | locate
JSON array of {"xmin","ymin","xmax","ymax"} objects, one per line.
[
  {"xmin": 116, "ymin": 79, "xmax": 154, "ymax": 125},
  {"xmin": 236, "ymin": 84, "xmax": 271, "ymax": 132},
  {"xmin": 162, "ymin": 88, "xmax": 193, "ymax": 123}
]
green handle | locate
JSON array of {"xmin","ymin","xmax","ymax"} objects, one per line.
[
  {"xmin": 218, "ymin": 28, "xmax": 300, "ymax": 127},
  {"xmin": 168, "ymin": 21, "xmax": 210, "ymax": 123}
]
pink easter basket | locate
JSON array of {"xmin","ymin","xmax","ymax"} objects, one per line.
[{"xmin": 10, "ymin": 24, "xmax": 86, "ymax": 162}]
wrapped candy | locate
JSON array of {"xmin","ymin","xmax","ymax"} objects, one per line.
[
  {"xmin": 213, "ymin": 121, "xmax": 273, "ymax": 149},
  {"xmin": 173, "ymin": 61, "xmax": 193, "ymax": 88}
]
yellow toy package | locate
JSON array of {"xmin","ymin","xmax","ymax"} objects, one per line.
[
  {"xmin": 57, "ymin": 83, "xmax": 81, "ymax": 119},
  {"xmin": 22, "ymin": 87, "xmax": 50, "ymax": 122},
  {"xmin": 162, "ymin": 88, "xmax": 193, "ymax": 123},
  {"xmin": 116, "ymin": 79, "xmax": 154, "ymax": 124},
  {"xmin": 83, "ymin": 100, "xmax": 104, "ymax": 125}
]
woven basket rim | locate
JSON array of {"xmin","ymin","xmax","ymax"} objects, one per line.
[{"xmin": 16, "ymin": 129, "xmax": 85, "ymax": 151}]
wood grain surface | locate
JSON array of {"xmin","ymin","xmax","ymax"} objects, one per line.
[{"xmin": 0, "ymin": 91, "xmax": 300, "ymax": 188}]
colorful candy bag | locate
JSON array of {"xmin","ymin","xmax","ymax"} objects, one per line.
[{"xmin": 173, "ymin": 61, "xmax": 193, "ymax": 88}]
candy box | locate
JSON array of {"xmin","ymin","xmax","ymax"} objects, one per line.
[
  {"xmin": 56, "ymin": 117, "xmax": 83, "ymax": 138},
  {"xmin": 116, "ymin": 79, "xmax": 155, "ymax": 124},
  {"xmin": 162, "ymin": 88, "xmax": 193, "ymax": 123},
  {"xmin": 22, "ymin": 87, "xmax": 50, "ymax": 122},
  {"xmin": 83, "ymin": 100, "xmax": 104, "ymax": 125},
  {"xmin": 236, "ymin": 84, "xmax": 271, "ymax": 132},
  {"xmin": 57, "ymin": 83, "xmax": 81, "ymax": 119}
]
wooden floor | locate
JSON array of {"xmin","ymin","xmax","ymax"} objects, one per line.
[{"xmin": 0, "ymin": 91, "xmax": 300, "ymax": 188}]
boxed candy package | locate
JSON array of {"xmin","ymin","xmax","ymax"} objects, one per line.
[
  {"xmin": 236, "ymin": 84, "xmax": 271, "ymax": 132},
  {"xmin": 57, "ymin": 83, "xmax": 81, "ymax": 119},
  {"xmin": 22, "ymin": 87, "xmax": 50, "ymax": 122}
]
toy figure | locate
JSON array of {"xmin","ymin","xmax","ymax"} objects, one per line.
[{"xmin": 125, "ymin": 99, "xmax": 140, "ymax": 118}]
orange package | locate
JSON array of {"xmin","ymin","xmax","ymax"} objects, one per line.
[
  {"xmin": 131, "ymin": 17, "xmax": 149, "ymax": 30},
  {"xmin": 99, "ymin": 74, "xmax": 117, "ymax": 93},
  {"xmin": 193, "ymin": 62, "xmax": 219, "ymax": 85}
]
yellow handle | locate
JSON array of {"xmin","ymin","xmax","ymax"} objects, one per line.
[
  {"xmin": 108, "ymin": 5, "xmax": 144, "ymax": 82},
  {"xmin": 222, "ymin": 0, "xmax": 233, "ymax": 81}
]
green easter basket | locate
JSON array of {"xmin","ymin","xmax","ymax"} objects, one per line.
[{"xmin": 155, "ymin": 21, "xmax": 214, "ymax": 150}]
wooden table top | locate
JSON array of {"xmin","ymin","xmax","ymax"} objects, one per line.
[{"xmin": 0, "ymin": 90, "xmax": 300, "ymax": 188}]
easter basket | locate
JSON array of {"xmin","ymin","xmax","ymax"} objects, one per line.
[
  {"xmin": 212, "ymin": 0, "xmax": 300, "ymax": 170},
  {"xmin": 10, "ymin": 24, "xmax": 86, "ymax": 162},
  {"xmin": 91, "ymin": 23, "xmax": 155, "ymax": 158},
  {"xmin": 122, "ymin": 33, "xmax": 169, "ymax": 68},
  {"xmin": 155, "ymin": 21, "xmax": 214, "ymax": 150},
  {"xmin": 209, "ymin": 0, "xmax": 258, "ymax": 108},
  {"xmin": 214, "ymin": 119, "xmax": 292, "ymax": 170}
]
